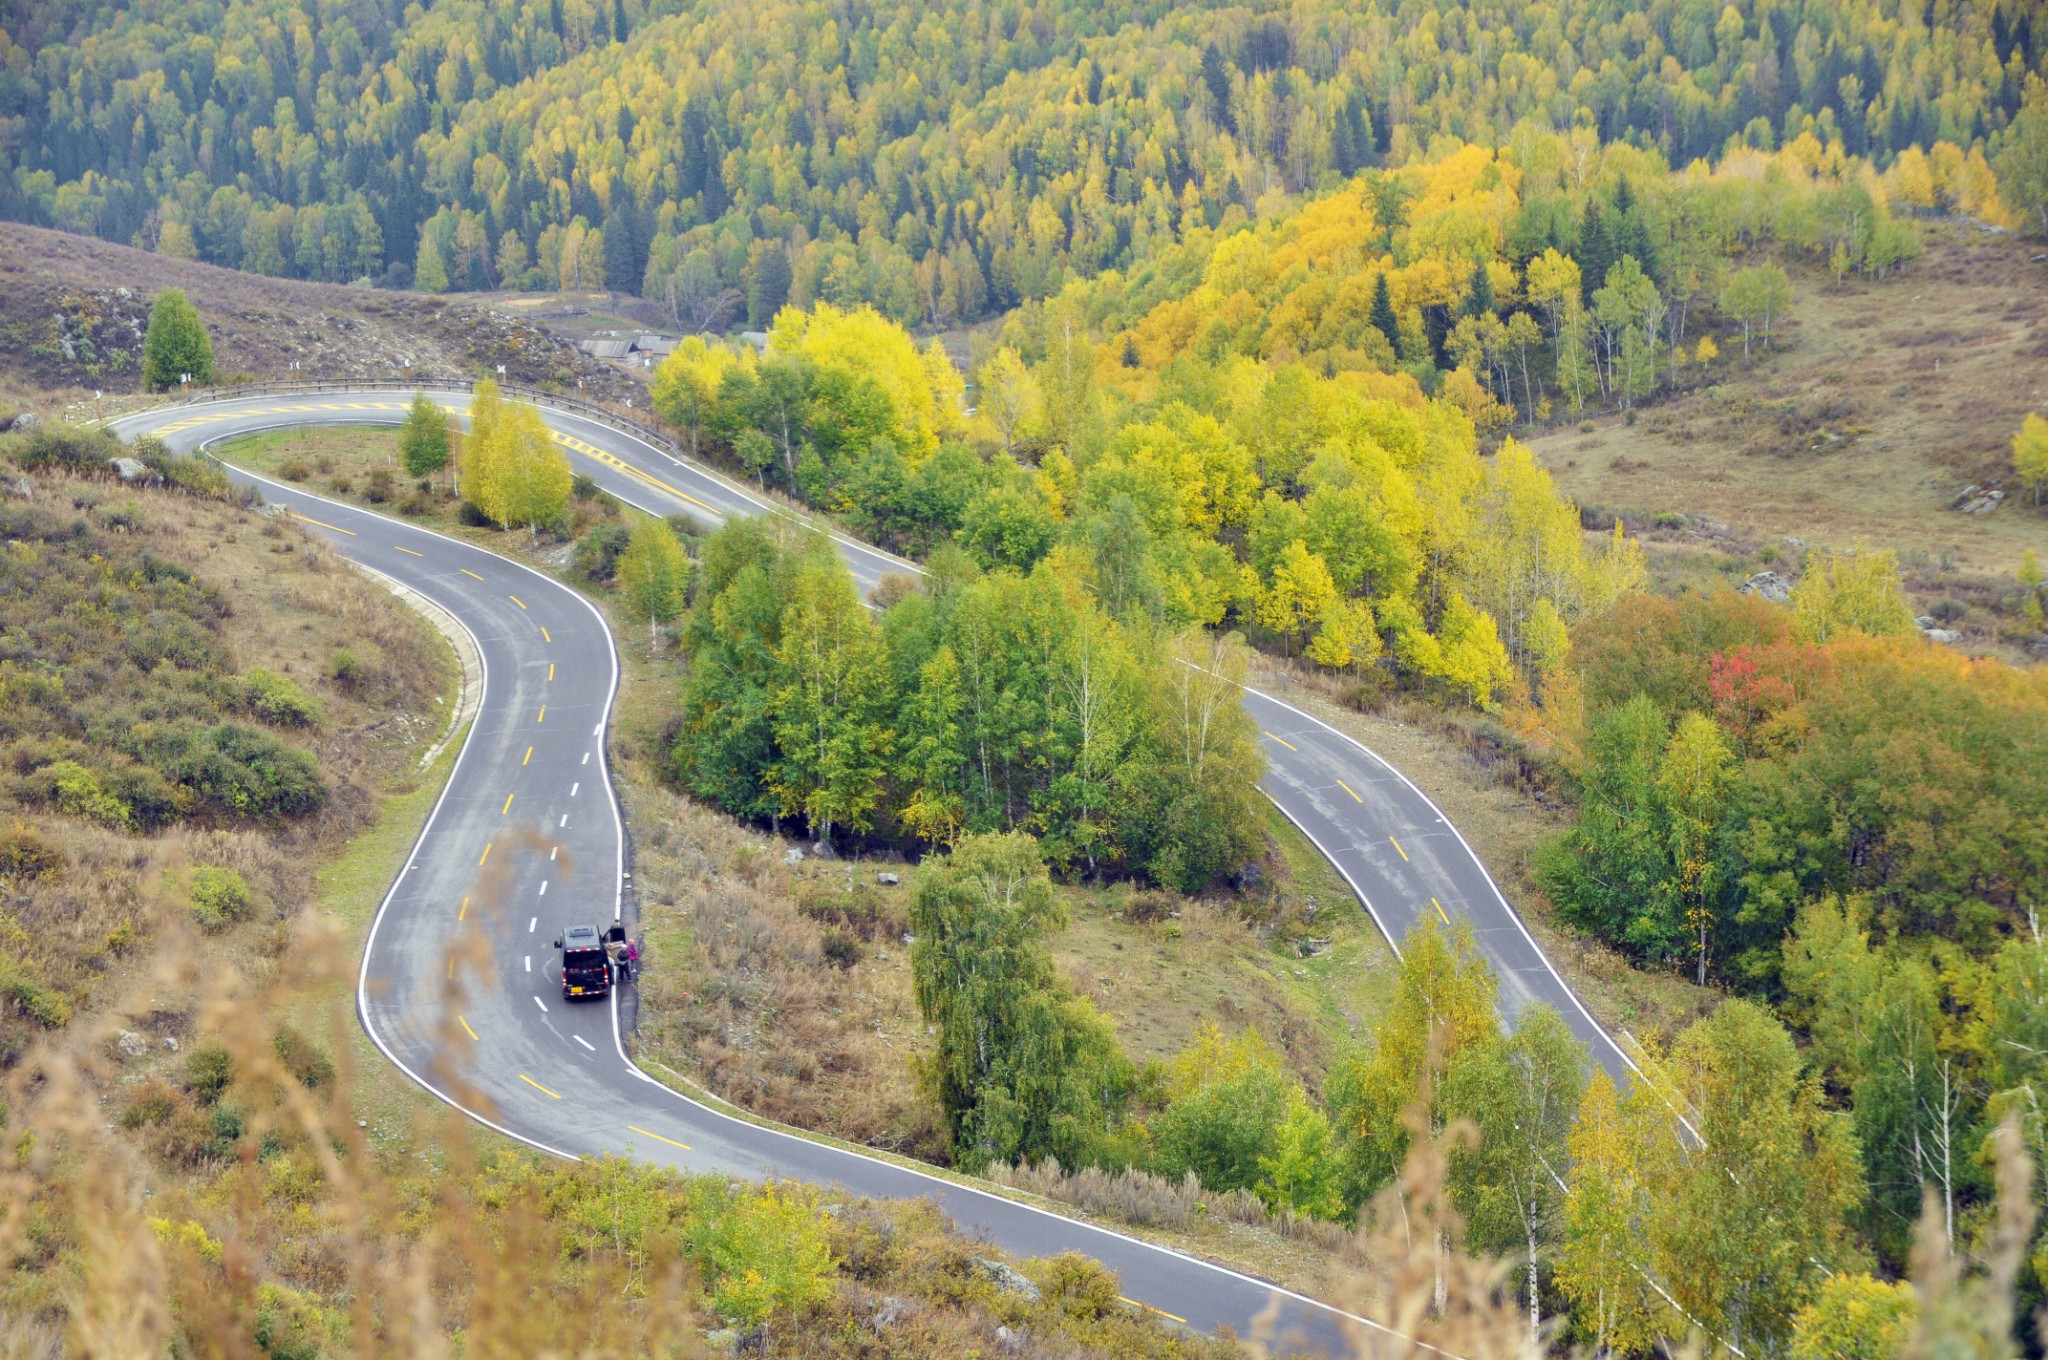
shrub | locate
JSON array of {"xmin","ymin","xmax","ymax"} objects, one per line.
[
  {"xmin": 147, "ymin": 723, "xmax": 327, "ymax": 820},
  {"xmin": 104, "ymin": 764, "xmax": 191, "ymax": 831},
  {"xmin": 328, "ymin": 649, "xmax": 362, "ymax": 689},
  {"xmin": 238, "ymin": 669, "xmax": 322, "ymax": 727},
  {"xmin": 136, "ymin": 439, "xmax": 237, "ymax": 501},
  {"xmin": 189, "ymin": 866, "xmax": 254, "ymax": 931},
  {"xmin": 571, "ymin": 472, "xmax": 600, "ymax": 500},
  {"xmin": 44, "ymin": 760, "xmax": 131, "ymax": 827},
  {"xmin": 278, "ymin": 460, "xmax": 311, "ymax": 482},
  {"xmin": 457, "ymin": 500, "xmax": 492, "ymax": 527},
  {"xmin": 685, "ymin": 1182, "xmax": 838, "ymax": 1328},
  {"xmin": 1034, "ymin": 1252, "xmax": 1121, "ymax": 1321},
  {"xmin": 10, "ymin": 423, "xmax": 124, "ymax": 476},
  {"xmin": 0, "ymin": 823, "xmax": 63, "ymax": 880},
  {"xmin": 273, "ymin": 1024, "xmax": 335, "ymax": 1089},
  {"xmin": 820, "ymin": 927, "xmax": 862, "ymax": 968},
  {"xmin": 328, "ymin": 475, "xmax": 353, "ymax": 495},
  {"xmin": 0, "ymin": 954, "xmax": 71, "ymax": 1027},
  {"xmin": 120, "ymin": 1077, "xmax": 184, "ymax": 1129},
  {"xmin": 572, "ymin": 521, "xmax": 632, "ymax": 582},
  {"xmin": 183, "ymin": 1042, "xmax": 233, "ymax": 1102},
  {"xmin": 364, "ymin": 467, "xmax": 393, "ymax": 503}
]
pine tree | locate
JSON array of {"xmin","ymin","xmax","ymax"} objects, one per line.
[
  {"xmin": 1368, "ymin": 271, "xmax": 1401, "ymax": 355},
  {"xmin": 745, "ymin": 242, "xmax": 793, "ymax": 327},
  {"xmin": 141, "ymin": 288, "xmax": 213, "ymax": 391},
  {"xmin": 1465, "ymin": 257, "xmax": 1496, "ymax": 317},
  {"xmin": 1576, "ymin": 201, "xmax": 1613, "ymax": 304}
]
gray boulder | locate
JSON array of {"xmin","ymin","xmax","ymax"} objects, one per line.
[
  {"xmin": 110, "ymin": 456, "xmax": 156, "ymax": 483},
  {"xmin": 1739, "ymin": 570, "xmax": 1792, "ymax": 604},
  {"xmin": 9, "ymin": 410, "xmax": 39, "ymax": 432},
  {"xmin": 971, "ymin": 1256, "xmax": 1041, "ymax": 1302}
]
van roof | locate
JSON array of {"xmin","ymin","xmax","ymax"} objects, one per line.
[{"xmin": 563, "ymin": 924, "xmax": 601, "ymax": 945}]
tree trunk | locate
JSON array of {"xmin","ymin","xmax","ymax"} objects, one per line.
[{"xmin": 1527, "ymin": 1223, "xmax": 1541, "ymax": 1345}]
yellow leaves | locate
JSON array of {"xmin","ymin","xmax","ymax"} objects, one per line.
[
  {"xmin": 1103, "ymin": 406, "xmax": 1259, "ymax": 537},
  {"xmin": 458, "ymin": 380, "xmax": 570, "ymax": 529},
  {"xmin": 1306, "ymin": 596, "xmax": 1379, "ymax": 671},
  {"xmin": 1436, "ymin": 366, "xmax": 1511, "ymax": 435},
  {"xmin": 1257, "ymin": 540, "xmax": 1337, "ymax": 642},
  {"xmin": 1163, "ymin": 1022, "xmax": 1284, "ymax": 1102},
  {"xmin": 2013, "ymin": 412, "xmax": 2048, "ymax": 500},
  {"xmin": 150, "ymin": 1217, "xmax": 223, "ymax": 1268},
  {"xmin": 1265, "ymin": 183, "xmax": 1379, "ymax": 277},
  {"xmin": 1790, "ymin": 545, "xmax": 1918, "ymax": 643},
  {"xmin": 771, "ymin": 300, "xmax": 963, "ymax": 464}
]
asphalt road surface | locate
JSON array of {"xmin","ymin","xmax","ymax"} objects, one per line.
[{"xmin": 111, "ymin": 387, "xmax": 1636, "ymax": 1353}]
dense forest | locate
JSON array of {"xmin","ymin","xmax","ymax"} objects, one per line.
[
  {"xmin": 654, "ymin": 293, "xmax": 1644, "ymax": 742},
  {"xmin": 4, "ymin": 0, "xmax": 2044, "ymax": 323}
]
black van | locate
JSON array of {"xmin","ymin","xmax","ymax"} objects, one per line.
[{"xmin": 554, "ymin": 924, "xmax": 611, "ymax": 1000}]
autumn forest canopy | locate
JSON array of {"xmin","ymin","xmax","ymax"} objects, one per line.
[{"xmin": 3, "ymin": 0, "xmax": 2045, "ymax": 324}]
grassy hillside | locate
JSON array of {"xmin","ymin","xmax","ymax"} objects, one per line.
[
  {"xmin": 0, "ymin": 424, "xmax": 452, "ymax": 1062},
  {"xmin": 1529, "ymin": 227, "xmax": 2048, "ymax": 655},
  {"xmin": 0, "ymin": 222, "xmax": 636, "ymax": 409}
]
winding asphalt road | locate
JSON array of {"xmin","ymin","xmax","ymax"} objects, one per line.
[{"xmin": 110, "ymin": 388, "xmax": 1636, "ymax": 1353}]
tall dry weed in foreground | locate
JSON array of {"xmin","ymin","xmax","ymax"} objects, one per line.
[
  {"xmin": 1906, "ymin": 1115, "xmax": 2037, "ymax": 1360},
  {"xmin": 0, "ymin": 901, "xmax": 708, "ymax": 1359}
]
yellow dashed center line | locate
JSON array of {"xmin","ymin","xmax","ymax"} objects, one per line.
[
  {"xmin": 502, "ymin": 793, "xmax": 515, "ymax": 815},
  {"xmin": 627, "ymin": 1124, "xmax": 694, "ymax": 1152},
  {"xmin": 1390, "ymin": 836, "xmax": 1409, "ymax": 862},
  {"xmin": 1262, "ymin": 730, "xmax": 1297, "ymax": 752},
  {"xmin": 557, "ymin": 433, "xmax": 723, "ymax": 516},
  {"xmin": 458, "ymin": 1015, "xmax": 478, "ymax": 1042},
  {"xmin": 509, "ymin": 594, "xmax": 526, "ymax": 610},
  {"xmin": 1121, "ymin": 1297, "xmax": 1187, "ymax": 1324},
  {"xmin": 395, "ymin": 544, "xmax": 424, "ymax": 557},
  {"xmin": 290, "ymin": 510, "xmax": 356, "ymax": 536},
  {"xmin": 458, "ymin": 896, "xmax": 470, "ymax": 921},
  {"xmin": 523, "ymin": 745, "xmax": 534, "ymax": 766},
  {"xmin": 547, "ymin": 662, "xmax": 554, "ymax": 682},
  {"xmin": 478, "ymin": 842, "xmax": 492, "ymax": 866},
  {"xmin": 461, "ymin": 568, "xmax": 485, "ymax": 581},
  {"xmin": 541, "ymin": 626, "xmax": 552, "ymax": 643},
  {"xmin": 1336, "ymin": 779, "xmax": 1362, "ymax": 803},
  {"xmin": 536, "ymin": 705, "xmax": 546, "ymax": 724},
  {"xmin": 520, "ymin": 1074, "xmax": 562, "ymax": 1100},
  {"xmin": 446, "ymin": 955, "xmax": 455, "ymax": 979},
  {"xmin": 1433, "ymin": 896, "xmax": 1450, "ymax": 925}
]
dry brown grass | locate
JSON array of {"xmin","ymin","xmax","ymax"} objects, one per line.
[{"xmin": 1530, "ymin": 228, "xmax": 2048, "ymax": 587}]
